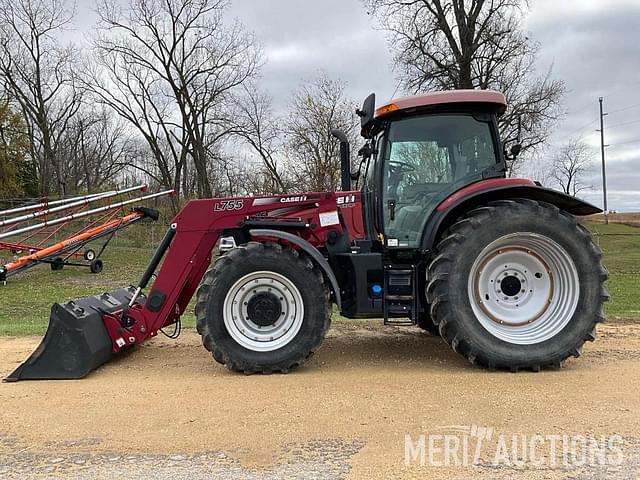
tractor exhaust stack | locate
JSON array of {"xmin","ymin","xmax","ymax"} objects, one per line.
[{"xmin": 331, "ymin": 129, "xmax": 351, "ymax": 191}]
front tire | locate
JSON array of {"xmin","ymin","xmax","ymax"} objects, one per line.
[
  {"xmin": 427, "ymin": 199, "xmax": 608, "ymax": 371},
  {"xmin": 195, "ymin": 242, "xmax": 331, "ymax": 373}
]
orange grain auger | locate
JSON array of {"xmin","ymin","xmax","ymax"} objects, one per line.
[{"xmin": 0, "ymin": 190, "xmax": 174, "ymax": 282}]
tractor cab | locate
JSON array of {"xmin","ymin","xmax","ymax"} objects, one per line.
[
  {"xmin": 331, "ymin": 90, "xmax": 518, "ymax": 323},
  {"xmin": 358, "ymin": 90, "xmax": 508, "ymax": 249}
]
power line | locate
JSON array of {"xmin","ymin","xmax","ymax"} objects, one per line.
[
  {"xmin": 611, "ymin": 138, "xmax": 640, "ymax": 146},
  {"xmin": 606, "ymin": 118, "xmax": 640, "ymax": 129},
  {"xmin": 607, "ymin": 102, "xmax": 640, "ymax": 115},
  {"xmin": 568, "ymin": 99, "xmax": 598, "ymax": 117},
  {"xmin": 598, "ymin": 80, "xmax": 640, "ymax": 105},
  {"xmin": 565, "ymin": 119, "xmax": 598, "ymax": 138}
]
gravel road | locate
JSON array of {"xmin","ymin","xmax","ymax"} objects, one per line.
[{"xmin": 1, "ymin": 321, "xmax": 639, "ymax": 479}]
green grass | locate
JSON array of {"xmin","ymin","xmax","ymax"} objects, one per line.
[
  {"xmin": 0, "ymin": 245, "xmax": 198, "ymax": 336},
  {"xmin": 587, "ymin": 222, "xmax": 640, "ymax": 274},
  {"xmin": 584, "ymin": 221, "xmax": 640, "ymax": 318},
  {"xmin": 0, "ymin": 221, "xmax": 638, "ymax": 336},
  {"xmin": 605, "ymin": 274, "xmax": 640, "ymax": 317}
]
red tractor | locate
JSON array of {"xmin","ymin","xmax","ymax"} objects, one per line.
[{"xmin": 6, "ymin": 89, "xmax": 607, "ymax": 381}]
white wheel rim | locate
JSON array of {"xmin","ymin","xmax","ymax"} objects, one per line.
[
  {"xmin": 468, "ymin": 233, "xmax": 580, "ymax": 345},
  {"xmin": 223, "ymin": 271, "xmax": 304, "ymax": 352}
]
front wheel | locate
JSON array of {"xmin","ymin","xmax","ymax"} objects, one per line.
[
  {"xmin": 195, "ymin": 242, "xmax": 331, "ymax": 373},
  {"xmin": 427, "ymin": 199, "xmax": 608, "ymax": 371}
]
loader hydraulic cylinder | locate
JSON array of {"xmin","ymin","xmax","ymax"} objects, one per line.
[{"xmin": 128, "ymin": 224, "xmax": 177, "ymax": 309}]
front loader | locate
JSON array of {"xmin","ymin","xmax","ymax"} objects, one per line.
[{"xmin": 6, "ymin": 89, "xmax": 608, "ymax": 381}]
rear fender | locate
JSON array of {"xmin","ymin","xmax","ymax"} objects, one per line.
[
  {"xmin": 248, "ymin": 229, "xmax": 342, "ymax": 309},
  {"xmin": 422, "ymin": 184, "xmax": 601, "ymax": 251}
]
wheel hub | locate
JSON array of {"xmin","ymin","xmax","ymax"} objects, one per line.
[
  {"xmin": 499, "ymin": 274, "xmax": 522, "ymax": 297},
  {"xmin": 246, "ymin": 291, "xmax": 282, "ymax": 327},
  {"xmin": 468, "ymin": 233, "xmax": 580, "ymax": 345},
  {"xmin": 223, "ymin": 271, "xmax": 304, "ymax": 352}
]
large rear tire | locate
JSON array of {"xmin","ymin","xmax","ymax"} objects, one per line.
[
  {"xmin": 417, "ymin": 310, "xmax": 439, "ymax": 336},
  {"xmin": 427, "ymin": 199, "xmax": 608, "ymax": 371},
  {"xmin": 195, "ymin": 242, "xmax": 331, "ymax": 373}
]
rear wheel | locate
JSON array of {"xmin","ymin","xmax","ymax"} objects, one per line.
[
  {"xmin": 417, "ymin": 310, "xmax": 439, "ymax": 336},
  {"xmin": 195, "ymin": 242, "xmax": 331, "ymax": 373},
  {"xmin": 427, "ymin": 199, "xmax": 608, "ymax": 371}
]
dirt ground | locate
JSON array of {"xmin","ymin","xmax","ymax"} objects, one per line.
[{"xmin": 0, "ymin": 321, "xmax": 639, "ymax": 479}]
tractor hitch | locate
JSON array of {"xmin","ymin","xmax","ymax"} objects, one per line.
[{"xmin": 5, "ymin": 287, "xmax": 142, "ymax": 381}]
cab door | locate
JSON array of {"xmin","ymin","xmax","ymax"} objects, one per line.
[{"xmin": 380, "ymin": 113, "xmax": 500, "ymax": 248}]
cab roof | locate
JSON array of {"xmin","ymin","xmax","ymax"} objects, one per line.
[{"xmin": 375, "ymin": 89, "xmax": 507, "ymax": 118}]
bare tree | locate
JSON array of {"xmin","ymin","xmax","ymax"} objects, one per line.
[
  {"xmin": 0, "ymin": 99, "xmax": 31, "ymax": 197},
  {"xmin": 514, "ymin": 153, "xmax": 553, "ymax": 187},
  {"xmin": 86, "ymin": 0, "xmax": 261, "ymax": 205},
  {"xmin": 57, "ymin": 107, "xmax": 132, "ymax": 193},
  {"xmin": 0, "ymin": 0, "xmax": 82, "ymax": 195},
  {"xmin": 550, "ymin": 137, "xmax": 593, "ymax": 196},
  {"xmin": 234, "ymin": 84, "xmax": 288, "ymax": 193},
  {"xmin": 283, "ymin": 74, "xmax": 359, "ymax": 192},
  {"xmin": 365, "ymin": 0, "xmax": 565, "ymax": 172}
]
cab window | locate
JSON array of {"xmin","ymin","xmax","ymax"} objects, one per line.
[{"xmin": 382, "ymin": 114, "xmax": 497, "ymax": 247}]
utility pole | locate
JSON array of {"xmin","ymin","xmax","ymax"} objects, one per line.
[{"xmin": 598, "ymin": 97, "xmax": 609, "ymax": 224}]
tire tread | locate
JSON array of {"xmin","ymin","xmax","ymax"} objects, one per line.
[
  {"xmin": 195, "ymin": 242, "xmax": 331, "ymax": 374},
  {"xmin": 427, "ymin": 199, "xmax": 608, "ymax": 371}
]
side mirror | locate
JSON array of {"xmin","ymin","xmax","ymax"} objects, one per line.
[
  {"xmin": 505, "ymin": 143, "xmax": 522, "ymax": 161},
  {"xmin": 510, "ymin": 143, "xmax": 522, "ymax": 158},
  {"xmin": 506, "ymin": 115, "xmax": 523, "ymax": 160},
  {"xmin": 357, "ymin": 93, "xmax": 376, "ymax": 139}
]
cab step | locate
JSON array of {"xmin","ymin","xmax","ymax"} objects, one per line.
[{"xmin": 383, "ymin": 264, "xmax": 417, "ymax": 326}]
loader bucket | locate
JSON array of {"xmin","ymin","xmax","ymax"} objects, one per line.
[{"xmin": 5, "ymin": 287, "xmax": 137, "ymax": 381}]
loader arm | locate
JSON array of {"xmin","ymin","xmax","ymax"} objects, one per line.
[
  {"xmin": 6, "ymin": 193, "xmax": 351, "ymax": 380},
  {"xmin": 128, "ymin": 195, "xmax": 348, "ymax": 343}
]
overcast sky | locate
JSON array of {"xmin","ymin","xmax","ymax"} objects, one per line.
[{"xmin": 76, "ymin": 0, "xmax": 640, "ymax": 211}]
